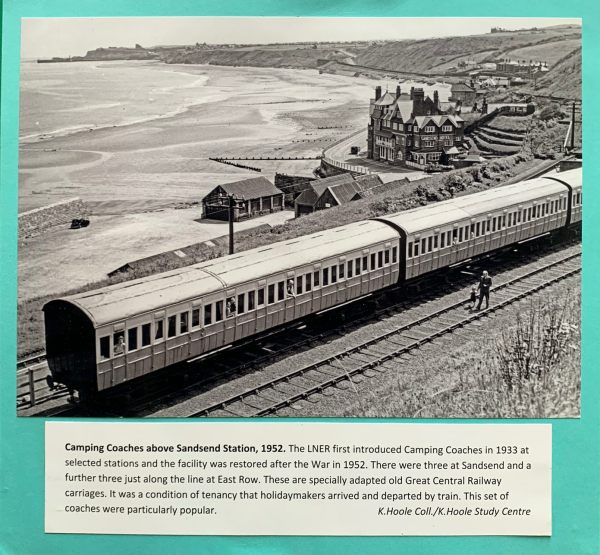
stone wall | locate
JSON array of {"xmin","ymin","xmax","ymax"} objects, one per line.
[{"xmin": 18, "ymin": 198, "xmax": 89, "ymax": 239}]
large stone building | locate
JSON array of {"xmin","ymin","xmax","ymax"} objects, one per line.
[{"xmin": 367, "ymin": 85, "xmax": 465, "ymax": 169}]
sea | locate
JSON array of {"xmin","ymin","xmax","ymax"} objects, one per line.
[{"xmin": 19, "ymin": 60, "xmax": 212, "ymax": 143}]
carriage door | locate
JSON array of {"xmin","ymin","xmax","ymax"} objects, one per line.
[
  {"xmin": 111, "ymin": 323, "xmax": 127, "ymax": 385},
  {"xmin": 382, "ymin": 243, "xmax": 392, "ymax": 286},
  {"xmin": 224, "ymin": 289, "xmax": 237, "ymax": 344},
  {"xmin": 152, "ymin": 311, "xmax": 166, "ymax": 370},
  {"xmin": 361, "ymin": 249, "xmax": 370, "ymax": 295},
  {"xmin": 337, "ymin": 256, "xmax": 347, "ymax": 303},
  {"xmin": 255, "ymin": 280, "xmax": 267, "ymax": 333},
  {"xmin": 284, "ymin": 271, "xmax": 296, "ymax": 323}
]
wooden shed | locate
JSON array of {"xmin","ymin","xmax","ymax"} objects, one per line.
[{"xmin": 202, "ymin": 177, "xmax": 285, "ymax": 221}]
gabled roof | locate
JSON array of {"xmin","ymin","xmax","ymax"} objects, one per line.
[
  {"xmin": 295, "ymin": 174, "xmax": 355, "ymax": 207},
  {"xmin": 326, "ymin": 181, "xmax": 368, "ymax": 205},
  {"xmin": 374, "ymin": 91, "xmax": 397, "ymax": 106},
  {"xmin": 413, "ymin": 114, "xmax": 464, "ymax": 128},
  {"xmin": 215, "ymin": 176, "xmax": 282, "ymax": 198}
]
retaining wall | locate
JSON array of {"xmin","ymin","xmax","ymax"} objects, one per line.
[{"xmin": 18, "ymin": 198, "xmax": 90, "ymax": 239}]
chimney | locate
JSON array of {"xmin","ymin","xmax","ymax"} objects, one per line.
[
  {"xmin": 396, "ymin": 84, "xmax": 402, "ymax": 98},
  {"xmin": 433, "ymin": 90, "xmax": 439, "ymax": 109},
  {"xmin": 375, "ymin": 86, "xmax": 382, "ymax": 101},
  {"xmin": 412, "ymin": 88, "xmax": 425, "ymax": 116},
  {"xmin": 410, "ymin": 86, "xmax": 415, "ymax": 99}
]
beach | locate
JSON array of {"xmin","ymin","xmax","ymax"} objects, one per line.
[{"xmin": 18, "ymin": 60, "xmax": 450, "ymax": 300}]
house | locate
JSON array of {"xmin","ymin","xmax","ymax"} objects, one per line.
[
  {"xmin": 367, "ymin": 85, "xmax": 466, "ymax": 169},
  {"xmin": 202, "ymin": 176, "xmax": 285, "ymax": 221},
  {"xmin": 449, "ymin": 82, "xmax": 477, "ymax": 105},
  {"xmin": 294, "ymin": 173, "xmax": 385, "ymax": 217}
]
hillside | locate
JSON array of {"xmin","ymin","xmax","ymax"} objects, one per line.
[{"xmin": 525, "ymin": 48, "xmax": 582, "ymax": 99}]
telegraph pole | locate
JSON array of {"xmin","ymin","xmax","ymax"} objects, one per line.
[
  {"xmin": 570, "ymin": 102, "xmax": 576, "ymax": 152},
  {"xmin": 220, "ymin": 193, "xmax": 244, "ymax": 255}
]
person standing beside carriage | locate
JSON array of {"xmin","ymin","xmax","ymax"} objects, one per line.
[{"xmin": 476, "ymin": 270, "xmax": 493, "ymax": 310}]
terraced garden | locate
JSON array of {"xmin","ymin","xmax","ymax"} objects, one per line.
[{"xmin": 467, "ymin": 114, "xmax": 530, "ymax": 158}]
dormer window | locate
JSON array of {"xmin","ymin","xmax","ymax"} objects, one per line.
[
  {"xmin": 425, "ymin": 125, "xmax": 435, "ymax": 133},
  {"xmin": 406, "ymin": 124, "xmax": 412, "ymax": 132},
  {"xmin": 442, "ymin": 125, "xmax": 452, "ymax": 132}
]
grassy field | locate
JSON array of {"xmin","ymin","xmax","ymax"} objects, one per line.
[
  {"xmin": 503, "ymin": 38, "xmax": 582, "ymax": 66},
  {"xmin": 349, "ymin": 290, "xmax": 580, "ymax": 418}
]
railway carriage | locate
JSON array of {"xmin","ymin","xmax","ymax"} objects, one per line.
[
  {"xmin": 43, "ymin": 168, "xmax": 581, "ymax": 399},
  {"xmin": 376, "ymin": 170, "xmax": 579, "ymax": 281},
  {"xmin": 44, "ymin": 220, "xmax": 399, "ymax": 396}
]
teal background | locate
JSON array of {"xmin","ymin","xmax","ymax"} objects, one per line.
[{"xmin": 1, "ymin": 1, "xmax": 597, "ymax": 553}]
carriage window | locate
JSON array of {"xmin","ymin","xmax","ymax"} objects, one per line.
[
  {"xmin": 369, "ymin": 253, "xmax": 375, "ymax": 269},
  {"xmin": 414, "ymin": 242, "xmax": 420, "ymax": 256},
  {"xmin": 347, "ymin": 261, "xmax": 353, "ymax": 278},
  {"xmin": 508, "ymin": 213, "xmax": 512, "ymax": 227},
  {"xmin": 470, "ymin": 224, "xmax": 475, "ymax": 237},
  {"xmin": 378, "ymin": 251, "xmax": 383, "ymax": 268},
  {"xmin": 356, "ymin": 258, "xmax": 361, "ymax": 274},
  {"xmin": 392, "ymin": 247, "xmax": 398, "ymax": 263},
  {"xmin": 502, "ymin": 215, "xmax": 507, "ymax": 228},
  {"xmin": 306, "ymin": 273, "xmax": 312, "ymax": 291},
  {"xmin": 475, "ymin": 222, "xmax": 481, "ymax": 236},
  {"xmin": 486, "ymin": 220, "xmax": 490, "ymax": 233},
  {"xmin": 155, "ymin": 320, "xmax": 164, "ymax": 339},
  {"xmin": 528, "ymin": 207, "xmax": 532, "ymax": 221},
  {"xmin": 100, "ymin": 336, "xmax": 110, "ymax": 360},
  {"xmin": 517, "ymin": 211, "xmax": 522, "ymax": 223},
  {"xmin": 440, "ymin": 234, "xmax": 445, "ymax": 248},
  {"xmin": 331, "ymin": 265, "xmax": 337, "ymax": 283},
  {"xmin": 555, "ymin": 199, "xmax": 560, "ymax": 212},
  {"xmin": 458, "ymin": 228, "xmax": 463, "ymax": 242},
  {"xmin": 248, "ymin": 291, "xmax": 256, "ymax": 310},
  {"xmin": 226, "ymin": 297, "xmax": 236, "ymax": 317},
  {"xmin": 192, "ymin": 309, "xmax": 200, "ymax": 327},
  {"xmin": 113, "ymin": 332, "xmax": 125, "ymax": 355},
  {"xmin": 238, "ymin": 293, "xmax": 245, "ymax": 314},
  {"xmin": 541, "ymin": 204, "xmax": 546, "ymax": 216},
  {"xmin": 204, "ymin": 304, "xmax": 212, "ymax": 326},
  {"xmin": 465, "ymin": 226, "xmax": 469, "ymax": 239},
  {"xmin": 313, "ymin": 270, "xmax": 320, "ymax": 287},
  {"xmin": 287, "ymin": 279, "xmax": 294, "ymax": 296},
  {"xmin": 278, "ymin": 281, "xmax": 285, "ymax": 300},
  {"xmin": 323, "ymin": 268, "xmax": 329, "ymax": 286},
  {"xmin": 492, "ymin": 218, "xmax": 496, "ymax": 232},
  {"xmin": 168, "ymin": 316, "xmax": 177, "ymax": 338},
  {"xmin": 363, "ymin": 256, "xmax": 368, "ymax": 270},
  {"xmin": 268, "ymin": 284, "xmax": 275, "ymax": 304},
  {"xmin": 339, "ymin": 263, "xmax": 345, "ymax": 279},
  {"xmin": 427, "ymin": 238, "xmax": 432, "ymax": 253},
  {"xmin": 421, "ymin": 238, "xmax": 426, "ymax": 253},
  {"xmin": 385, "ymin": 250, "xmax": 390, "ymax": 264},
  {"xmin": 257, "ymin": 288, "xmax": 265, "ymax": 306},
  {"xmin": 180, "ymin": 311, "xmax": 189, "ymax": 333},
  {"xmin": 215, "ymin": 301, "xmax": 224, "ymax": 322},
  {"xmin": 408, "ymin": 242, "xmax": 413, "ymax": 258},
  {"xmin": 141, "ymin": 324, "xmax": 151, "ymax": 347},
  {"xmin": 296, "ymin": 276, "xmax": 303, "ymax": 295}
]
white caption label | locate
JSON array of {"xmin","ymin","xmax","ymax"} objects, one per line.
[{"xmin": 45, "ymin": 422, "xmax": 551, "ymax": 536}]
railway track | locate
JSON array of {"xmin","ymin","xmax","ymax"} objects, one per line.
[
  {"xmin": 171, "ymin": 250, "xmax": 580, "ymax": 418},
  {"xmin": 20, "ymin": 235, "xmax": 580, "ymax": 418}
]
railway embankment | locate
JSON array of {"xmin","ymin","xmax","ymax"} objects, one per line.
[{"xmin": 18, "ymin": 198, "xmax": 89, "ymax": 240}]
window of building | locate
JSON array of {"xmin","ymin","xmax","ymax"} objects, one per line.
[
  {"xmin": 180, "ymin": 311, "xmax": 189, "ymax": 333},
  {"xmin": 425, "ymin": 125, "xmax": 435, "ymax": 133},
  {"xmin": 192, "ymin": 309, "xmax": 200, "ymax": 328},
  {"xmin": 215, "ymin": 301, "xmax": 223, "ymax": 322},
  {"xmin": 100, "ymin": 336, "xmax": 110, "ymax": 360},
  {"xmin": 442, "ymin": 125, "xmax": 452, "ymax": 132},
  {"xmin": 168, "ymin": 316, "xmax": 177, "ymax": 338},
  {"xmin": 155, "ymin": 320, "xmax": 164, "ymax": 340},
  {"xmin": 204, "ymin": 305, "xmax": 212, "ymax": 326}
]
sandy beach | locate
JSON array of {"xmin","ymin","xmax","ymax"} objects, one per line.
[{"xmin": 18, "ymin": 61, "xmax": 450, "ymax": 301}]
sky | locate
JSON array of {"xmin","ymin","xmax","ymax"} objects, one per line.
[{"xmin": 21, "ymin": 17, "xmax": 581, "ymax": 59}]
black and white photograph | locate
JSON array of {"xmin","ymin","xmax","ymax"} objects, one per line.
[{"xmin": 17, "ymin": 17, "xmax": 582, "ymax": 419}]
